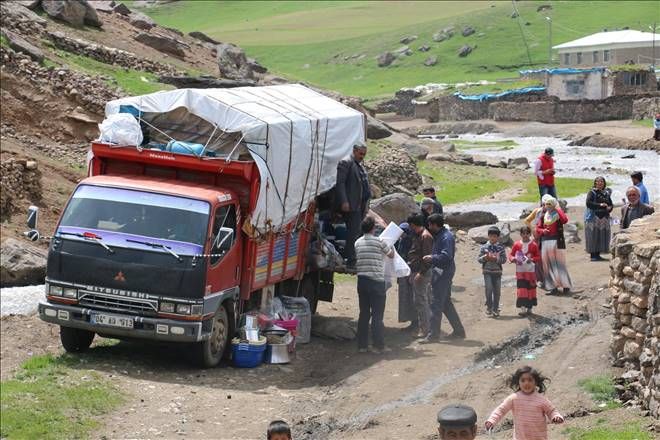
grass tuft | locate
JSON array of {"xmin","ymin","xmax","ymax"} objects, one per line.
[
  {"xmin": 417, "ymin": 161, "xmax": 509, "ymax": 204},
  {"xmin": 513, "ymin": 177, "xmax": 592, "ymax": 202},
  {"xmin": 52, "ymin": 49, "xmax": 173, "ymax": 95},
  {"xmin": 1, "ymin": 353, "xmax": 124, "ymax": 440},
  {"xmin": 563, "ymin": 423, "xmax": 652, "ymax": 440},
  {"xmin": 578, "ymin": 375, "xmax": 621, "ymax": 410}
]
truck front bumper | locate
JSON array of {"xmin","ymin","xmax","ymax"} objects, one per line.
[{"xmin": 38, "ymin": 301, "xmax": 210, "ymax": 343}]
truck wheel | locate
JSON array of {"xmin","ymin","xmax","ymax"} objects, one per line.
[
  {"xmin": 195, "ymin": 304, "xmax": 229, "ymax": 368},
  {"xmin": 60, "ymin": 326, "xmax": 94, "ymax": 352}
]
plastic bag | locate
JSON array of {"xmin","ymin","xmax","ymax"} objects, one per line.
[
  {"xmin": 379, "ymin": 222, "xmax": 410, "ymax": 279},
  {"xmin": 97, "ymin": 113, "xmax": 143, "ymax": 146}
]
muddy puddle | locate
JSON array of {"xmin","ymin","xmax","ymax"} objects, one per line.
[
  {"xmin": 422, "ymin": 134, "xmax": 659, "ymax": 220},
  {"xmin": 295, "ymin": 312, "xmax": 590, "ymax": 438}
]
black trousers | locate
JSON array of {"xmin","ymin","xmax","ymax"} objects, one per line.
[
  {"xmin": 343, "ymin": 210, "xmax": 363, "ymax": 265},
  {"xmin": 429, "ymin": 275, "xmax": 465, "ymax": 337},
  {"xmin": 357, "ymin": 276, "xmax": 386, "ymax": 349}
]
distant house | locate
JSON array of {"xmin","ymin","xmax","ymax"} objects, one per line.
[
  {"xmin": 520, "ymin": 66, "xmax": 657, "ymax": 100},
  {"xmin": 553, "ymin": 30, "xmax": 660, "ymax": 68}
]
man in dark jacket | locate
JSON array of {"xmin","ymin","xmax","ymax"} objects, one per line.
[
  {"xmin": 621, "ymin": 186, "xmax": 654, "ymax": 229},
  {"xmin": 422, "ymin": 214, "xmax": 465, "ymax": 342},
  {"xmin": 407, "ymin": 213, "xmax": 434, "ymax": 338},
  {"xmin": 336, "ymin": 143, "xmax": 371, "ymax": 267}
]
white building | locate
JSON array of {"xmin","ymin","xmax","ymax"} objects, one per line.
[{"xmin": 553, "ymin": 30, "xmax": 660, "ymax": 68}]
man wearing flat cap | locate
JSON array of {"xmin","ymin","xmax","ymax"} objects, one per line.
[
  {"xmin": 437, "ymin": 404, "xmax": 478, "ymax": 440},
  {"xmin": 336, "ymin": 142, "xmax": 371, "ymax": 268}
]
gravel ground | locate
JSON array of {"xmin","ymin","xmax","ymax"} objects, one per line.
[{"xmin": 0, "ymin": 284, "xmax": 44, "ymax": 316}]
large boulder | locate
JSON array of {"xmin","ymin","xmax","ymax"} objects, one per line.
[
  {"xmin": 507, "ymin": 157, "xmax": 530, "ymax": 170},
  {"xmin": 468, "ymin": 222, "xmax": 512, "ymax": 246},
  {"xmin": 445, "ymin": 211, "xmax": 498, "ymax": 228},
  {"xmin": 16, "ymin": 0, "xmax": 42, "ymax": 9},
  {"xmin": 1, "ymin": 238, "xmax": 47, "ymax": 287},
  {"xmin": 364, "ymin": 144, "xmax": 423, "ymax": 196},
  {"xmin": 366, "ymin": 115, "xmax": 392, "ymax": 140},
  {"xmin": 462, "ymin": 26, "xmax": 476, "ymax": 37},
  {"xmin": 128, "ymin": 11, "xmax": 156, "ymax": 30},
  {"xmin": 216, "ymin": 43, "xmax": 254, "ymax": 80},
  {"xmin": 87, "ymin": 1, "xmax": 116, "ymax": 13},
  {"xmin": 1, "ymin": 2, "xmax": 48, "ymax": 26},
  {"xmin": 0, "ymin": 29, "xmax": 44, "ymax": 62},
  {"xmin": 189, "ymin": 31, "xmax": 220, "ymax": 45},
  {"xmin": 400, "ymin": 35, "xmax": 417, "ymax": 45},
  {"xmin": 424, "ymin": 55, "xmax": 438, "ymax": 67},
  {"xmin": 41, "ymin": 0, "xmax": 103, "ymax": 27},
  {"xmin": 112, "ymin": 2, "xmax": 131, "ymax": 15},
  {"xmin": 458, "ymin": 45, "xmax": 473, "ymax": 57},
  {"xmin": 370, "ymin": 193, "xmax": 419, "ymax": 225},
  {"xmin": 377, "ymin": 51, "xmax": 395, "ymax": 67},
  {"xmin": 401, "ymin": 141, "xmax": 429, "ymax": 160},
  {"xmin": 135, "ymin": 32, "xmax": 186, "ymax": 58}
]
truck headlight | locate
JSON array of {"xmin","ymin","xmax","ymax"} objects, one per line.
[
  {"xmin": 176, "ymin": 304, "xmax": 191, "ymax": 315},
  {"xmin": 49, "ymin": 285, "xmax": 63, "ymax": 296},
  {"xmin": 160, "ymin": 302, "xmax": 175, "ymax": 313},
  {"xmin": 62, "ymin": 288, "xmax": 78, "ymax": 299}
]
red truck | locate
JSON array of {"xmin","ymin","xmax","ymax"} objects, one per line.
[{"xmin": 35, "ymin": 85, "xmax": 364, "ymax": 367}]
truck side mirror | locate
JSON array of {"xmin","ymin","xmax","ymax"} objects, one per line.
[{"xmin": 27, "ymin": 205, "xmax": 39, "ymax": 229}]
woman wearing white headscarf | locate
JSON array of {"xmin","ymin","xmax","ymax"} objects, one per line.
[{"xmin": 534, "ymin": 195, "xmax": 572, "ymax": 295}]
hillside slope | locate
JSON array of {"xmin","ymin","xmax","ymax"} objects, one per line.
[{"xmin": 140, "ymin": 0, "xmax": 660, "ymax": 98}]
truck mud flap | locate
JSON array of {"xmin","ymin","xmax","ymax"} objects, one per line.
[{"xmin": 318, "ymin": 271, "xmax": 334, "ymax": 303}]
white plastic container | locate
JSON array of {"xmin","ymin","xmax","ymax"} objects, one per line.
[{"xmin": 281, "ymin": 296, "xmax": 312, "ymax": 344}]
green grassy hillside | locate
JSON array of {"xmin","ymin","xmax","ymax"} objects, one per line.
[{"xmin": 136, "ymin": 1, "xmax": 660, "ymax": 98}]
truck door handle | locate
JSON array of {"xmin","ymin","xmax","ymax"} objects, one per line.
[{"xmin": 235, "ymin": 266, "xmax": 240, "ymax": 280}]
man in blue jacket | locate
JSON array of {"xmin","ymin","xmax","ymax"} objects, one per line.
[{"xmin": 421, "ymin": 214, "xmax": 465, "ymax": 342}]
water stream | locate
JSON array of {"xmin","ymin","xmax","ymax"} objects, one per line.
[{"xmin": 422, "ymin": 134, "xmax": 659, "ymax": 220}]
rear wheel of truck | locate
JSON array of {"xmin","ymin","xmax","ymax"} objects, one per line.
[
  {"xmin": 195, "ymin": 304, "xmax": 229, "ymax": 368},
  {"xmin": 60, "ymin": 326, "xmax": 95, "ymax": 352}
]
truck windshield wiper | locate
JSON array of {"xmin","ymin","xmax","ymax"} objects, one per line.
[
  {"xmin": 58, "ymin": 231, "xmax": 115, "ymax": 254},
  {"xmin": 125, "ymin": 238, "xmax": 182, "ymax": 261}
]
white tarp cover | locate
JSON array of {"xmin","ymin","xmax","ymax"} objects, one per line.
[{"xmin": 104, "ymin": 84, "xmax": 365, "ymax": 231}]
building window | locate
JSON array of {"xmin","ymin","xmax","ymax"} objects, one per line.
[
  {"xmin": 623, "ymin": 72, "xmax": 647, "ymax": 86},
  {"xmin": 576, "ymin": 52, "xmax": 583, "ymax": 64},
  {"xmin": 593, "ymin": 51, "xmax": 599, "ymax": 63},
  {"xmin": 565, "ymin": 80, "xmax": 585, "ymax": 95},
  {"xmin": 603, "ymin": 50, "xmax": 610, "ymax": 62},
  {"xmin": 564, "ymin": 53, "xmax": 570, "ymax": 65}
]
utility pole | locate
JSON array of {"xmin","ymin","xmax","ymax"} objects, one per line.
[
  {"xmin": 546, "ymin": 17, "xmax": 552, "ymax": 65},
  {"xmin": 651, "ymin": 22, "xmax": 657, "ymax": 70}
]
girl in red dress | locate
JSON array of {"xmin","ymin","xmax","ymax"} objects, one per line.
[{"xmin": 510, "ymin": 226, "xmax": 540, "ymax": 316}]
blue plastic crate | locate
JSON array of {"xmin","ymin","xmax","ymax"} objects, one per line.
[{"xmin": 231, "ymin": 339, "xmax": 266, "ymax": 368}]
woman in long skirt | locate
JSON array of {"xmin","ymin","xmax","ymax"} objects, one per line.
[
  {"xmin": 584, "ymin": 176, "xmax": 613, "ymax": 261},
  {"xmin": 535, "ymin": 196, "xmax": 572, "ymax": 295},
  {"xmin": 525, "ymin": 202, "xmax": 546, "ymax": 288},
  {"xmin": 510, "ymin": 226, "xmax": 541, "ymax": 316}
]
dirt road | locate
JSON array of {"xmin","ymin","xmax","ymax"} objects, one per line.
[{"xmin": 3, "ymin": 227, "xmax": 644, "ymax": 439}]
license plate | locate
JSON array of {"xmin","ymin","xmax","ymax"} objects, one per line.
[{"xmin": 91, "ymin": 313, "xmax": 134, "ymax": 329}]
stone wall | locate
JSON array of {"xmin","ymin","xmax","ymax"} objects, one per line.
[
  {"xmin": 0, "ymin": 158, "xmax": 42, "ymax": 222},
  {"xmin": 609, "ymin": 70, "xmax": 658, "ymax": 97},
  {"xmin": 632, "ymin": 97, "xmax": 660, "ymax": 120},
  {"xmin": 46, "ymin": 31, "xmax": 180, "ymax": 76},
  {"xmin": 609, "ymin": 213, "xmax": 660, "ymax": 419},
  {"xmin": 424, "ymin": 93, "xmax": 659, "ymax": 123}
]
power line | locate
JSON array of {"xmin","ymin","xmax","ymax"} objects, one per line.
[{"xmin": 511, "ymin": 0, "xmax": 532, "ymax": 64}]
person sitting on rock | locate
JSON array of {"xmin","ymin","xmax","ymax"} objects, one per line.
[{"xmin": 437, "ymin": 404, "xmax": 478, "ymax": 440}]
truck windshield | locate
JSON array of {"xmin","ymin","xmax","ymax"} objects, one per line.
[{"xmin": 59, "ymin": 185, "xmax": 210, "ymax": 246}]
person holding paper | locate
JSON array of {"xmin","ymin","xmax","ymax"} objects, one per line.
[{"xmin": 422, "ymin": 214, "xmax": 465, "ymax": 342}]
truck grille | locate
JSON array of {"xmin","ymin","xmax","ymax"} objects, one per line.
[{"xmin": 78, "ymin": 291, "xmax": 158, "ymax": 315}]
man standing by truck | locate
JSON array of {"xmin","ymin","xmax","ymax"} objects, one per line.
[
  {"xmin": 336, "ymin": 142, "xmax": 371, "ymax": 269},
  {"xmin": 407, "ymin": 213, "xmax": 434, "ymax": 339}
]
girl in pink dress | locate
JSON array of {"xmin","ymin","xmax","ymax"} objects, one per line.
[
  {"xmin": 509, "ymin": 226, "xmax": 541, "ymax": 316},
  {"xmin": 485, "ymin": 366, "xmax": 564, "ymax": 440}
]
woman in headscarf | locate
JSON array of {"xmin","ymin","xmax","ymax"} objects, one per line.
[
  {"xmin": 584, "ymin": 176, "xmax": 613, "ymax": 261},
  {"xmin": 535, "ymin": 195, "xmax": 572, "ymax": 295},
  {"xmin": 525, "ymin": 194, "xmax": 552, "ymax": 287}
]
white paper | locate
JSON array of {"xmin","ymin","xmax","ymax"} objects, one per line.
[{"xmin": 379, "ymin": 222, "xmax": 410, "ymax": 279}]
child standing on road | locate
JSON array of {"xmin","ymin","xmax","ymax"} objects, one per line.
[
  {"xmin": 485, "ymin": 366, "xmax": 564, "ymax": 440},
  {"xmin": 509, "ymin": 226, "xmax": 541, "ymax": 316},
  {"xmin": 267, "ymin": 420, "xmax": 292, "ymax": 440},
  {"xmin": 477, "ymin": 226, "xmax": 507, "ymax": 317}
]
